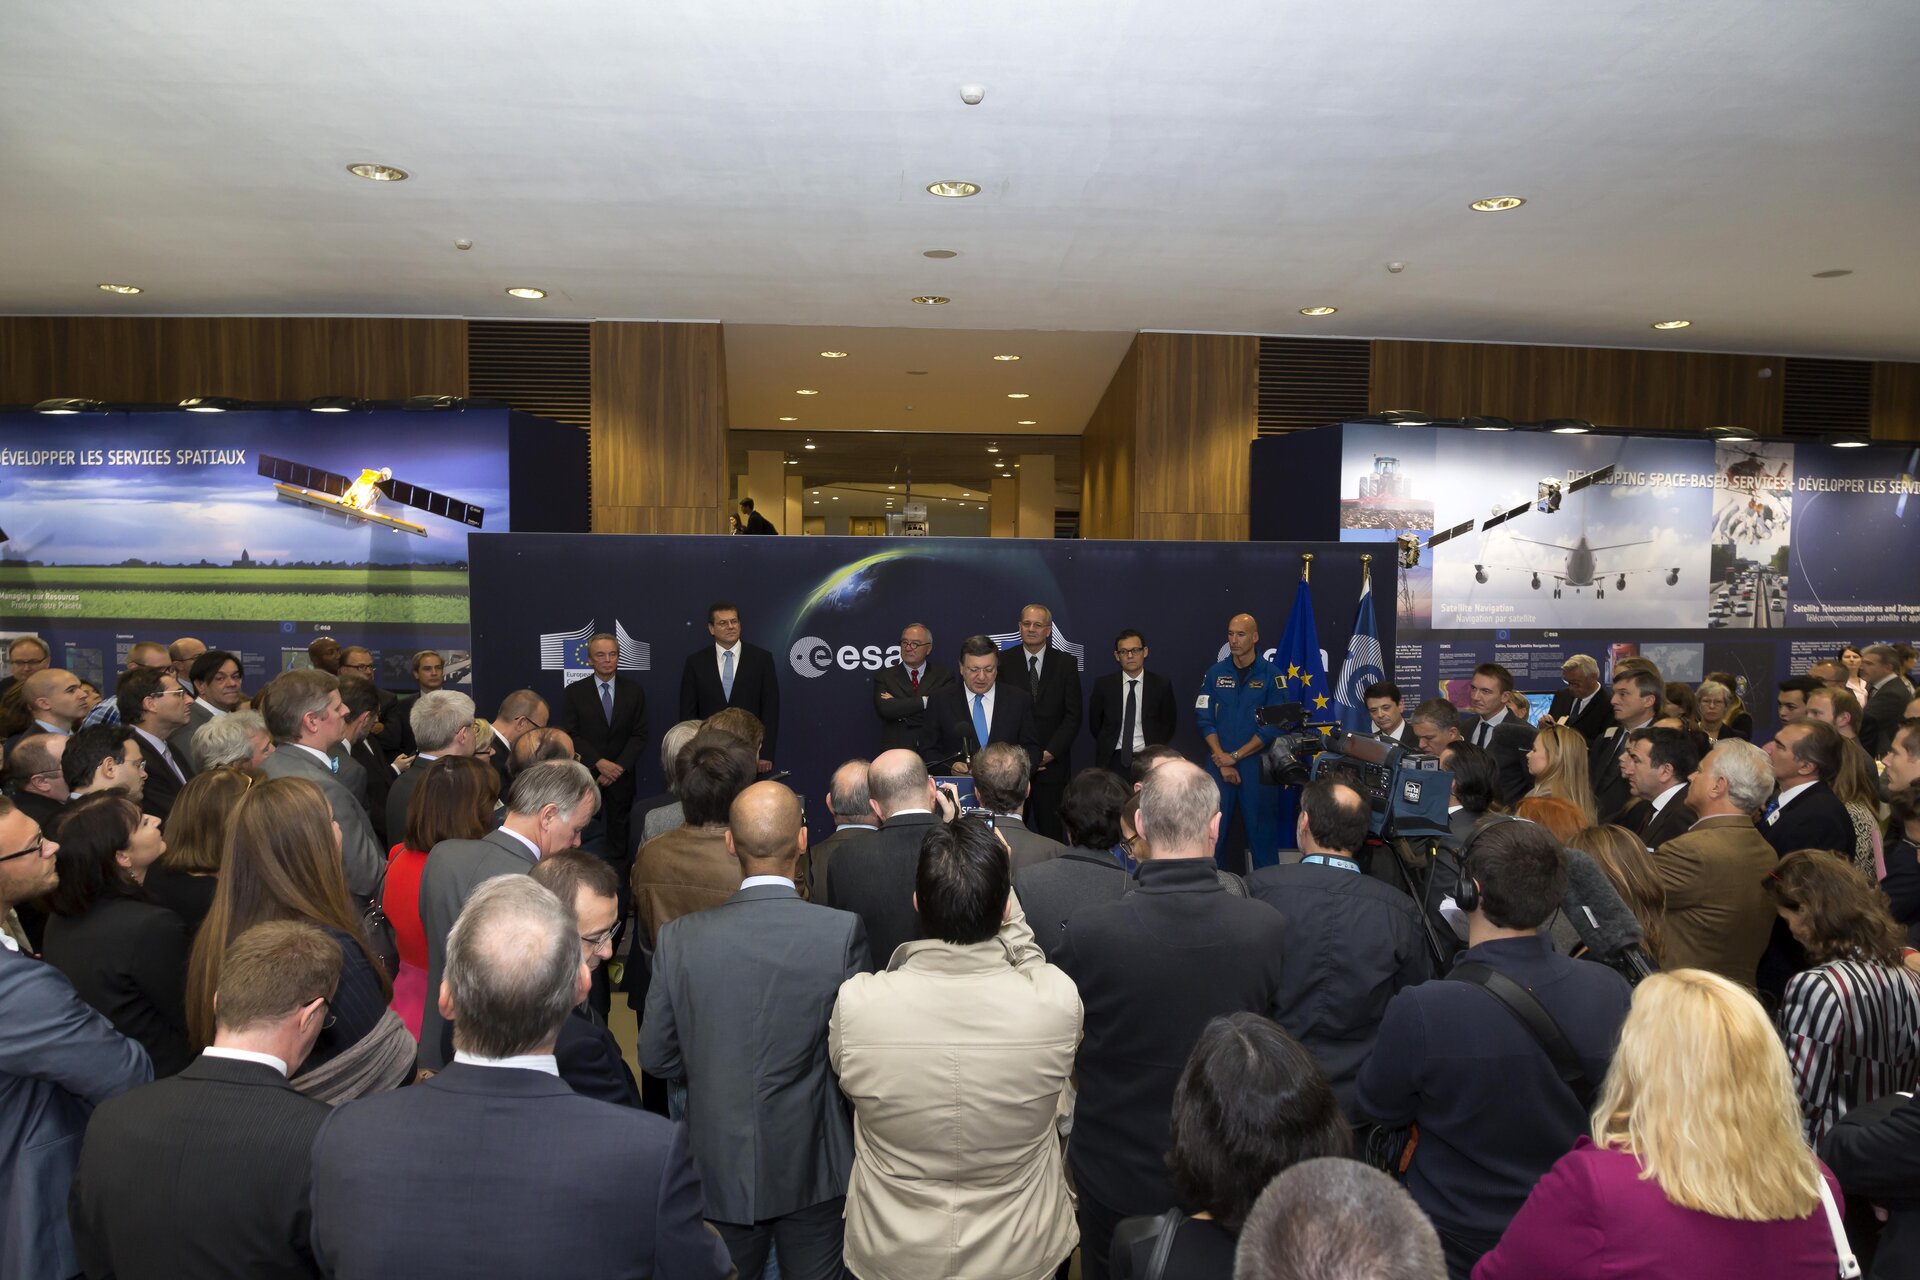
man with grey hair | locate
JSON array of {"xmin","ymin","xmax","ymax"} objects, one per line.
[
  {"xmin": 637, "ymin": 719, "xmax": 708, "ymax": 849},
  {"xmin": 311, "ymin": 876, "xmax": 729, "ymax": 1279},
  {"xmin": 191, "ymin": 709, "xmax": 273, "ymax": 772},
  {"xmin": 1233, "ymin": 1158, "xmax": 1445, "ymax": 1280},
  {"xmin": 484, "ymin": 689, "xmax": 549, "ymax": 788},
  {"xmin": 1540, "ymin": 653, "xmax": 1608, "ymax": 741},
  {"xmin": 805, "ymin": 758, "xmax": 873, "ymax": 900},
  {"xmin": 1053, "ymin": 761, "xmax": 1290, "ymax": 1280},
  {"xmin": 259, "ymin": 669, "xmax": 383, "ymax": 905},
  {"xmin": 1860, "ymin": 643, "xmax": 1911, "ymax": 756},
  {"xmin": 1652, "ymin": 739, "xmax": 1780, "ymax": 987},
  {"xmin": 873, "ymin": 622, "xmax": 952, "ymax": 758},
  {"xmin": 415, "ymin": 759, "xmax": 598, "ymax": 1070},
  {"xmin": 972, "ymin": 741, "xmax": 1068, "ymax": 873},
  {"xmin": 384, "ymin": 688, "xmax": 477, "ymax": 842}
]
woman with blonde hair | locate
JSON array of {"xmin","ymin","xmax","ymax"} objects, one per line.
[
  {"xmin": 1523, "ymin": 724, "xmax": 1597, "ymax": 826},
  {"xmin": 144, "ymin": 765, "xmax": 264, "ymax": 936},
  {"xmin": 187, "ymin": 776, "xmax": 413, "ymax": 1103},
  {"xmin": 1567, "ymin": 825, "xmax": 1668, "ymax": 966},
  {"xmin": 1475, "ymin": 970, "xmax": 1848, "ymax": 1278},
  {"xmin": 1765, "ymin": 850, "xmax": 1920, "ymax": 1143}
]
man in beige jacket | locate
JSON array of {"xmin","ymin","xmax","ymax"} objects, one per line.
[
  {"xmin": 829, "ymin": 814, "xmax": 1083, "ymax": 1280},
  {"xmin": 1652, "ymin": 739, "xmax": 1781, "ymax": 989}
]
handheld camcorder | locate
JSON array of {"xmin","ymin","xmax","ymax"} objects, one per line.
[{"xmin": 1254, "ymin": 702, "xmax": 1451, "ymax": 840}]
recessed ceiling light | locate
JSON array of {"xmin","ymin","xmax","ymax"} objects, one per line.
[
  {"xmin": 179, "ymin": 396, "xmax": 240, "ymax": 413},
  {"xmin": 819, "ymin": 350, "xmax": 848, "ymax": 358},
  {"xmin": 1550, "ymin": 424, "xmax": 1591, "ymax": 435},
  {"xmin": 1651, "ymin": 319, "xmax": 1692, "ymax": 330},
  {"xmin": 96, "ymin": 282, "xmax": 142, "ymax": 294},
  {"xmin": 1705, "ymin": 425, "xmax": 1756, "ymax": 442},
  {"xmin": 926, "ymin": 181, "xmax": 980, "ymax": 198},
  {"xmin": 993, "ymin": 354, "xmax": 1021, "ymax": 362},
  {"xmin": 1830, "ymin": 431, "xmax": 1871, "ymax": 449},
  {"xmin": 1811, "ymin": 269, "xmax": 1853, "ymax": 279},
  {"xmin": 505, "ymin": 287, "xmax": 546, "ymax": 299},
  {"xmin": 910, "ymin": 296, "xmax": 950, "ymax": 306},
  {"xmin": 796, "ymin": 388, "xmax": 820, "ymax": 395},
  {"xmin": 785, "ymin": 458, "xmax": 798, "ymax": 465},
  {"xmin": 1016, "ymin": 419, "xmax": 1037, "ymax": 425},
  {"xmin": 995, "ymin": 460, "xmax": 1006, "ymax": 467},
  {"xmin": 1469, "ymin": 195, "xmax": 1525, "ymax": 212},
  {"xmin": 308, "ymin": 396, "xmax": 363, "ymax": 413},
  {"xmin": 812, "ymin": 490, "xmax": 821, "ymax": 495},
  {"xmin": 347, "ymin": 163, "xmax": 409, "ymax": 182},
  {"xmin": 923, "ymin": 249, "xmax": 959, "ymax": 259},
  {"xmin": 831, "ymin": 495, "xmax": 839, "ymax": 500},
  {"xmin": 34, "ymin": 398, "xmax": 104, "ymax": 415},
  {"xmin": 803, "ymin": 439, "xmax": 817, "ymax": 450},
  {"xmin": 1299, "ymin": 306, "xmax": 1338, "ymax": 317},
  {"xmin": 887, "ymin": 485, "xmax": 896, "ymax": 491},
  {"xmin": 778, "ymin": 416, "xmax": 798, "ymax": 422},
  {"xmin": 1007, "ymin": 393, "xmax": 1030, "ymax": 399},
  {"xmin": 986, "ymin": 443, "xmax": 999, "ymax": 453}
]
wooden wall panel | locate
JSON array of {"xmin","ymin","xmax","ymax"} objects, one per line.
[
  {"xmin": 1368, "ymin": 340, "xmax": 1783, "ymax": 434},
  {"xmin": 1078, "ymin": 341, "xmax": 1138, "ymax": 540},
  {"xmin": 589, "ymin": 321, "xmax": 729, "ymax": 534},
  {"xmin": 1136, "ymin": 513, "xmax": 1250, "ymax": 541},
  {"xmin": 1873, "ymin": 362, "xmax": 1920, "ymax": 442},
  {"xmin": 1135, "ymin": 333, "xmax": 1257, "ymax": 538},
  {"xmin": 0, "ymin": 317, "xmax": 467, "ymax": 403}
]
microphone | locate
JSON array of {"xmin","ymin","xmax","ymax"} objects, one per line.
[{"xmin": 1561, "ymin": 848, "xmax": 1644, "ymax": 960}]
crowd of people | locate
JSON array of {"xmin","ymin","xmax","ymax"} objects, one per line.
[{"xmin": 4, "ymin": 617, "xmax": 1920, "ymax": 1280}]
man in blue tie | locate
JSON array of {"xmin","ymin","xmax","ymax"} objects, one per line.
[
  {"xmin": 678, "ymin": 603, "xmax": 780, "ymax": 775},
  {"xmin": 924, "ymin": 635, "xmax": 1039, "ymax": 776},
  {"xmin": 560, "ymin": 633, "xmax": 649, "ymax": 864}
]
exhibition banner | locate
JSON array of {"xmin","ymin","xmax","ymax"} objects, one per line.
[{"xmin": 469, "ymin": 534, "xmax": 1380, "ymax": 837}]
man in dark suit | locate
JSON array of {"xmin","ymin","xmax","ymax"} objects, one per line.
[
  {"xmin": 1589, "ymin": 668, "xmax": 1660, "ymax": 824},
  {"xmin": 1859, "ymin": 643, "xmax": 1912, "ymax": 758},
  {"xmin": 1364, "ymin": 681, "xmax": 1414, "ymax": 747},
  {"xmin": 872, "ymin": 622, "xmax": 953, "ymax": 758},
  {"xmin": 1823, "ymin": 1090, "xmax": 1920, "ymax": 1274},
  {"xmin": 645, "ymin": 781, "xmax": 868, "ymax": 1278},
  {"xmin": 1088, "ymin": 628, "xmax": 1175, "ymax": 777},
  {"xmin": 998, "ymin": 605, "xmax": 1082, "ymax": 840},
  {"xmin": 0, "ymin": 635, "xmax": 50, "ymax": 699},
  {"xmin": 1539, "ymin": 654, "xmax": 1612, "ymax": 742},
  {"xmin": 972, "ymin": 742, "xmax": 1069, "ymax": 873},
  {"xmin": 70, "ymin": 920, "xmax": 339, "ymax": 1280},
  {"xmin": 925, "ymin": 635, "xmax": 1040, "ymax": 774},
  {"xmin": 117, "ymin": 666, "xmax": 196, "ymax": 822},
  {"xmin": 258, "ymin": 670, "xmax": 384, "ymax": 905},
  {"xmin": 679, "ymin": 602, "xmax": 779, "ymax": 770},
  {"xmin": 176, "ymin": 648, "xmax": 244, "ymax": 765},
  {"xmin": 310, "ymin": 875, "xmax": 732, "ymax": 1280},
  {"xmin": 1622, "ymin": 726, "xmax": 1702, "ymax": 852},
  {"xmin": 1053, "ymin": 761, "xmax": 1292, "ymax": 1280},
  {"xmin": 335, "ymin": 675, "xmax": 395, "ymax": 847},
  {"xmin": 382, "ymin": 690, "xmax": 478, "ymax": 856},
  {"xmin": 807, "ymin": 759, "xmax": 874, "ymax": 901},
  {"xmin": 415, "ymin": 760, "xmax": 599, "ymax": 1070},
  {"xmin": 1762, "ymin": 720, "xmax": 1856, "ymax": 856},
  {"xmin": 736, "ymin": 497, "xmax": 778, "ymax": 534},
  {"xmin": 529, "ymin": 851, "xmax": 640, "ymax": 1108},
  {"xmin": 1456, "ymin": 663, "xmax": 1537, "ymax": 807},
  {"xmin": 823, "ymin": 749, "xmax": 946, "ymax": 970},
  {"xmin": 483, "ymin": 689, "xmax": 549, "ymax": 792},
  {"xmin": 562, "ymin": 632, "xmax": 650, "ymax": 859},
  {"xmin": 5, "ymin": 731, "xmax": 69, "ymax": 830},
  {"xmin": 378, "ymin": 649, "xmax": 447, "ymax": 759}
]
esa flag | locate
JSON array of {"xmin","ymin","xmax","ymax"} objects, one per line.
[
  {"xmin": 1274, "ymin": 575, "xmax": 1331, "ymax": 723},
  {"xmin": 1334, "ymin": 576, "xmax": 1385, "ymax": 734}
]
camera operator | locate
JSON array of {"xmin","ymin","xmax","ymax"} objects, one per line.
[
  {"xmin": 1353, "ymin": 818, "xmax": 1631, "ymax": 1280},
  {"xmin": 1246, "ymin": 781, "xmax": 1430, "ymax": 1118}
]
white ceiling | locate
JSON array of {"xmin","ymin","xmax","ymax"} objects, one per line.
[{"xmin": 5, "ymin": 0, "xmax": 1919, "ymax": 381}]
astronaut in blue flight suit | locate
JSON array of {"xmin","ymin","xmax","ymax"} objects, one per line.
[{"xmin": 1194, "ymin": 612, "xmax": 1290, "ymax": 869}]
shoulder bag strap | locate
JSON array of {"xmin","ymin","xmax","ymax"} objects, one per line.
[
  {"xmin": 1448, "ymin": 962, "xmax": 1598, "ymax": 1111},
  {"xmin": 1815, "ymin": 1176, "xmax": 1861, "ymax": 1279},
  {"xmin": 1142, "ymin": 1209, "xmax": 1184, "ymax": 1280}
]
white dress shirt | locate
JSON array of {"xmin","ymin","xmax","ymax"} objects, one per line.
[
  {"xmin": 970, "ymin": 684, "xmax": 998, "ymax": 733},
  {"xmin": 1772, "ymin": 780, "xmax": 1817, "ymax": 822},
  {"xmin": 741, "ymin": 874, "xmax": 795, "ymax": 890},
  {"xmin": 289, "ymin": 742, "xmax": 336, "ymax": 770},
  {"xmin": 1649, "ymin": 782, "xmax": 1687, "ymax": 814},
  {"xmin": 1119, "ymin": 675, "xmax": 1148, "ymax": 752},
  {"xmin": 193, "ymin": 696, "xmax": 229, "ymax": 720},
  {"xmin": 714, "ymin": 642, "xmax": 742, "ymax": 682},
  {"xmin": 132, "ymin": 725, "xmax": 185, "ymax": 782},
  {"xmin": 202, "ymin": 1046, "xmax": 290, "ymax": 1077},
  {"xmin": 453, "ymin": 1050, "xmax": 559, "ymax": 1076},
  {"xmin": 1471, "ymin": 706, "xmax": 1509, "ymax": 746},
  {"xmin": 496, "ymin": 825, "xmax": 542, "ymax": 861}
]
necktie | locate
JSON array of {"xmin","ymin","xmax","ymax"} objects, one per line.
[
  {"xmin": 327, "ymin": 754, "xmax": 339, "ymax": 776},
  {"xmin": 1119, "ymin": 678, "xmax": 1138, "ymax": 774},
  {"xmin": 910, "ymin": 666, "xmax": 919, "ymax": 691},
  {"xmin": 1476, "ymin": 720, "xmax": 1490, "ymax": 747},
  {"xmin": 972, "ymin": 693, "xmax": 990, "ymax": 751},
  {"xmin": 159, "ymin": 743, "xmax": 185, "ymax": 783},
  {"xmin": 600, "ymin": 680, "xmax": 613, "ymax": 725},
  {"xmin": 722, "ymin": 649, "xmax": 735, "ymax": 701},
  {"xmin": 1029, "ymin": 654, "xmax": 1040, "ymax": 695},
  {"xmin": 1764, "ymin": 797, "xmax": 1781, "ymax": 824}
]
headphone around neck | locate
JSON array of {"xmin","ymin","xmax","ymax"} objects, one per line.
[{"xmin": 1453, "ymin": 814, "xmax": 1524, "ymax": 914}]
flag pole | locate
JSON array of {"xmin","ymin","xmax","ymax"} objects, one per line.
[
  {"xmin": 1360, "ymin": 552, "xmax": 1371, "ymax": 586},
  {"xmin": 1301, "ymin": 552, "xmax": 1313, "ymax": 583}
]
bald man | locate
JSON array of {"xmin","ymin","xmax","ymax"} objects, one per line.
[
  {"xmin": 167, "ymin": 638, "xmax": 206, "ymax": 696},
  {"xmin": 1194, "ymin": 613, "xmax": 1291, "ymax": 870},
  {"xmin": 998, "ymin": 604, "xmax": 1083, "ymax": 840},
  {"xmin": 8, "ymin": 668, "xmax": 87, "ymax": 755},
  {"xmin": 75, "ymin": 643, "xmax": 172, "ymax": 729},
  {"xmin": 643, "ymin": 781, "xmax": 869, "ymax": 1279}
]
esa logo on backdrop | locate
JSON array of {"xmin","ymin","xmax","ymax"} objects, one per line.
[{"xmin": 790, "ymin": 637, "xmax": 902, "ymax": 678}]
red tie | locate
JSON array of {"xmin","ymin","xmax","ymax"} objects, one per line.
[{"xmin": 910, "ymin": 668, "xmax": 919, "ymax": 691}]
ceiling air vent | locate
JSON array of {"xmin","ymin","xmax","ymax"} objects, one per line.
[{"xmin": 1258, "ymin": 337, "xmax": 1371, "ymax": 435}]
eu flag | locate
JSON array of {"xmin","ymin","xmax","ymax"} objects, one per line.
[
  {"xmin": 1273, "ymin": 574, "xmax": 1330, "ymax": 725},
  {"xmin": 1333, "ymin": 573, "xmax": 1386, "ymax": 734}
]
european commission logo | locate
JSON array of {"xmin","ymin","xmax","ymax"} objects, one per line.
[
  {"xmin": 539, "ymin": 620, "xmax": 651, "ymax": 685},
  {"xmin": 990, "ymin": 624, "xmax": 1087, "ymax": 666}
]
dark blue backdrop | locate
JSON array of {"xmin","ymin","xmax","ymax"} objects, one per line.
[{"xmin": 468, "ymin": 534, "xmax": 1385, "ymax": 839}]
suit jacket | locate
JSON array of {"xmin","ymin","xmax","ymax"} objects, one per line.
[
  {"xmin": 329, "ymin": 743, "xmax": 368, "ymax": 811},
  {"xmin": 261, "ymin": 744, "xmax": 383, "ymax": 903},
  {"xmin": 69, "ymin": 1053, "xmax": 330, "ymax": 1280},
  {"xmin": 132, "ymin": 726, "xmax": 196, "ymax": 822},
  {"xmin": 1000, "ymin": 645, "xmax": 1083, "ymax": 776},
  {"xmin": 484, "ymin": 725, "xmax": 513, "ymax": 791},
  {"xmin": 740, "ymin": 510, "xmax": 778, "ymax": 535},
  {"xmin": 0, "ymin": 946, "xmax": 152, "ymax": 1280},
  {"xmin": 1654, "ymin": 813, "xmax": 1780, "ymax": 987},
  {"xmin": 1013, "ymin": 850, "xmax": 1132, "ymax": 960},
  {"xmin": 872, "ymin": 662, "xmax": 955, "ymax": 757},
  {"xmin": 923, "ymin": 681, "xmax": 1040, "ymax": 773},
  {"xmin": 1087, "ymin": 671, "xmax": 1176, "ymax": 773},
  {"xmin": 12, "ymin": 789, "xmax": 66, "ymax": 833},
  {"xmin": 560, "ymin": 672, "xmax": 650, "ymax": 779},
  {"xmin": 1636, "ymin": 788, "xmax": 1696, "ymax": 852},
  {"xmin": 1375, "ymin": 720, "xmax": 1414, "ymax": 748},
  {"xmin": 993, "ymin": 813, "xmax": 1070, "ymax": 874},
  {"xmin": 1822, "ymin": 1091, "xmax": 1920, "ymax": 1280},
  {"xmin": 350, "ymin": 735, "xmax": 396, "ymax": 848},
  {"xmin": 1764, "ymin": 780, "xmax": 1856, "ymax": 858},
  {"xmin": 172, "ymin": 700, "xmax": 220, "ymax": 770},
  {"xmin": 41, "ymin": 895, "xmax": 193, "ymax": 1078},
  {"xmin": 823, "ymin": 812, "xmax": 941, "ymax": 970},
  {"xmin": 1588, "ymin": 722, "xmax": 1645, "ymax": 823},
  {"xmin": 556, "ymin": 1003, "xmax": 640, "ymax": 1109},
  {"xmin": 309, "ymin": 1062, "xmax": 732, "ymax": 1280},
  {"xmin": 679, "ymin": 644, "xmax": 779, "ymax": 759},
  {"xmin": 384, "ymin": 753, "xmax": 447, "ymax": 852},
  {"xmin": 808, "ymin": 822, "xmax": 877, "ymax": 901},
  {"xmin": 644, "ymin": 883, "xmax": 869, "ymax": 1224},
  {"xmin": 1861, "ymin": 675, "xmax": 1912, "ymax": 759},
  {"xmin": 1457, "ymin": 711, "xmax": 1538, "ymax": 806},
  {"xmin": 377, "ymin": 691, "xmax": 422, "ymax": 759},
  {"xmin": 630, "ymin": 824, "xmax": 741, "ymax": 948},
  {"xmin": 1545, "ymin": 687, "xmax": 1613, "ymax": 742},
  {"xmin": 416, "ymin": 829, "xmax": 541, "ymax": 1069}
]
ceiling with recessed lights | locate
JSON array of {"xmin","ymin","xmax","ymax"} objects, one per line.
[{"xmin": 3, "ymin": 0, "xmax": 1917, "ymax": 369}]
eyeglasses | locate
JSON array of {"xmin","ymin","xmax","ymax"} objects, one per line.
[
  {"xmin": 1116, "ymin": 647, "xmax": 1146, "ymax": 657},
  {"xmin": 155, "ymin": 688, "xmax": 192, "ymax": 699},
  {"xmin": 900, "ymin": 638, "xmax": 932, "ymax": 649},
  {"xmin": 580, "ymin": 925, "xmax": 616, "ymax": 949},
  {"xmin": 315, "ymin": 998, "xmax": 337, "ymax": 1030},
  {"xmin": 0, "ymin": 836, "xmax": 47, "ymax": 865}
]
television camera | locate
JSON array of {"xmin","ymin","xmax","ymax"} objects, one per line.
[{"xmin": 1254, "ymin": 703, "xmax": 1450, "ymax": 841}]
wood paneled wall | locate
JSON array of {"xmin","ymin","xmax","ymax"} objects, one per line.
[
  {"xmin": 1080, "ymin": 333, "xmax": 1256, "ymax": 541},
  {"xmin": 1873, "ymin": 362, "xmax": 1920, "ymax": 442},
  {"xmin": 0, "ymin": 317, "xmax": 467, "ymax": 403},
  {"xmin": 1368, "ymin": 340, "xmax": 1784, "ymax": 433},
  {"xmin": 589, "ymin": 321, "xmax": 729, "ymax": 534}
]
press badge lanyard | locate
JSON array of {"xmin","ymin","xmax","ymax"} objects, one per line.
[{"xmin": 1300, "ymin": 855, "xmax": 1361, "ymax": 873}]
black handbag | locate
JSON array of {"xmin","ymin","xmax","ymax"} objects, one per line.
[
  {"xmin": 1108, "ymin": 1209, "xmax": 1183, "ymax": 1280},
  {"xmin": 359, "ymin": 853, "xmax": 400, "ymax": 975}
]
